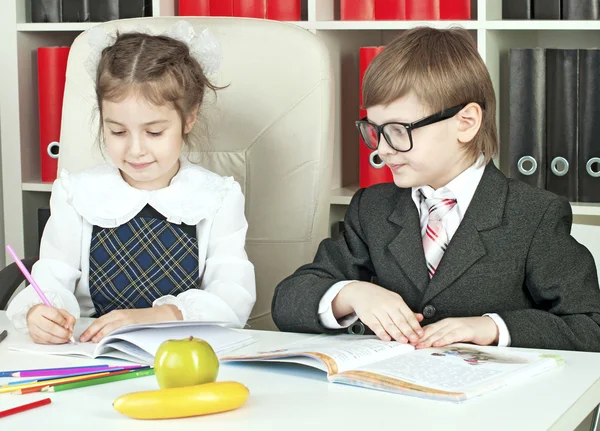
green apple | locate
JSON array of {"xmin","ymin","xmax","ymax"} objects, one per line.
[{"xmin": 154, "ymin": 336, "xmax": 219, "ymax": 389}]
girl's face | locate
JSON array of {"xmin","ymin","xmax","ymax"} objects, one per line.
[{"xmin": 102, "ymin": 93, "xmax": 195, "ymax": 190}]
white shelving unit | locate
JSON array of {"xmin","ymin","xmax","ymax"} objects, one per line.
[{"xmin": 1, "ymin": 0, "xmax": 600, "ymax": 268}]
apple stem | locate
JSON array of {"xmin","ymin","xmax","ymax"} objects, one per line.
[{"xmin": 189, "ymin": 335, "xmax": 193, "ymax": 341}]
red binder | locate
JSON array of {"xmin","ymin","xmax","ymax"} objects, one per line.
[
  {"xmin": 406, "ymin": 0, "xmax": 440, "ymax": 19},
  {"xmin": 375, "ymin": 0, "xmax": 406, "ymax": 20},
  {"xmin": 234, "ymin": 0, "xmax": 267, "ymax": 17},
  {"xmin": 210, "ymin": 0, "xmax": 234, "ymax": 15},
  {"xmin": 37, "ymin": 46, "xmax": 69, "ymax": 183},
  {"xmin": 440, "ymin": 0, "xmax": 471, "ymax": 19},
  {"xmin": 178, "ymin": 0, "xmax": 210, "ymax": 15},
  {"xmin": 359, "ymin": 47, "xmax": 394, "ymax": 188},
  {"xmin": 341, "ymin": 0, "xmax": 376, "ymax": 20},
  {"xmin": 267, "ymin": 0, "xmax": 301, "ymax": 20}
]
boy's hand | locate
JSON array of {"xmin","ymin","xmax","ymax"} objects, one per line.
[
  {"xmin": 27, "ymin": 304, "xmax": 76, "ymax": 344},
  {"xmin": 414, "ymin": 316, "xmax": 499, "ymax": 349},
  {"xmin": 80, "ymin": 305, "xmax": 182, "ymax": 343},
  {"xmin": 334, "ymin": 282, "xmax": 424, "ymax": 343}
]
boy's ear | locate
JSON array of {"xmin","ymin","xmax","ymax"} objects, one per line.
[
  {"xmin": 456, "ymin": 102, "xmax": 483, "ymax": 144},
  {"xmin": 184, "ymin": 104, "xmax": 200, "ymax": 134}
]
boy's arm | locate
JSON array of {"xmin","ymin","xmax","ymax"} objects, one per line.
[
  {"xmin": 6, "ymin": 174, "xmax": 83, "ymax": 331},
  {"xmin": 499, "ymin": 197, "xmax": 600, "ymax": 351},
  {"xmin": 271, "ymin": 188, "xmax": 375, "ymax": 333}
]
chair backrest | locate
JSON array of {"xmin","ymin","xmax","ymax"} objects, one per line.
[{"xmin": 59, "ymin": 17, "xmax": 334, "ymax": 330}]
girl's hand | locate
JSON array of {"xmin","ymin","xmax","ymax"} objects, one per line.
[
  {"xmin": 26, "ymin": 304, "xmax": 76, "ymax": 344},
  {"xmin": 334, "ymin": 282, "xmax": 424, "ymax": 343},
  {"xmin": 415, "ymin": 316, "xmax": 499, "ymax": 349},
  {"xmin": 80, "ymin": 305, "xmax": 182, "ymax": 343}
]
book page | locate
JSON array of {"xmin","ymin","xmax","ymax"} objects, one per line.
[
  {"xmin": 333, "ymin": 344, "xmax": 558, "ymax": 397},
  {"xmin": 222, "ymin": 334, "xmax": 415, "ymax": 374}
]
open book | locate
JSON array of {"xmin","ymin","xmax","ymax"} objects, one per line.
[
  {"xmin": 221, "ymin": 334, "xmax": 562, "ymax": 402},
  {"xmin": 8, "ymin": 320, "xmax": 255, "ymax": 366}
]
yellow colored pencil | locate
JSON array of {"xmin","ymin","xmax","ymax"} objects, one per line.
[{"xmin": 0, "ymin": 370, "xmax": 114, "ymax": 394}]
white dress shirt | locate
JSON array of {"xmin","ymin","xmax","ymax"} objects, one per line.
[
  {"xmin": 317, "ymin": 155, "xmax": 511, "ymax": 347},
  {"xmin": 6, "ymin": 157, "xmax": 256, "ymax": 332}
]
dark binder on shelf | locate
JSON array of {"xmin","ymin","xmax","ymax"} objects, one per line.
[
  {"xmin": 267, "ymin": 0, "xmax": 301, "ymax": 20},
  {"xmin": 375, "ymin": 0, "xmax": 406, "ymax": 19},
  {"xmin": 341, "ymin": 0, "xmax": 376, "ymax": 20},
  {"xmin": 533, "ymin": 0, "xmax": 561, "ymax": 19},
  {"xmin": 502, "ymin": 0, "xmax": 532, "ymax": 19},
  {"xmin": 577, "ymin": 49, "xmax": 600, "ymax": 203},
  {"xmin": 234, "ymin": 0, "xmax": 267, "ymax": 17},
  {"xmin": 508, "ymin": 48, "xmax": 546, "ymax": 190},
  {"xmin": 546, "ymin": 49, "xmax": 579, "ymax": 201},
  {"xmin": 406, "ymin": 0, "xmax": 440, "ymax": 19},
  {"xmin": 440, "ymin": 0, "xmax": 471, "ymax": 19},
  {"xmin": 563, "ymin": 0, "xmax": 600, "ymax": 19},
  {"xmin": 61, "ymin": 0, "xmax": 90, "ymax": 22},
  {"xmin": 178, "ymin": 0, "xmax": 210, "ymax": 16},
  {"xmin": 31, "ymin": 0, "xmax": 61, "ymax": 22},
  {"xmin": 89, "ymin": 0, "xmax": 151, "ymax": 22}
]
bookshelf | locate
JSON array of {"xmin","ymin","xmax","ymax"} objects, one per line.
[{"xmin": 1, "ymin": 0, "xmax": 600, "ymax": 271}]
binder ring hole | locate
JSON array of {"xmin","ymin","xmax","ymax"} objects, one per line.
[
  {"xmin": 551, "ymin": 157, "xmax": 569, "ymax": 177},
  {"xmin": 517, "ymin": 156, "xmax": 537, "ymax": 176},
  {"xmin": 586, "ymin": 158, "xmax": 600, "ymax": 178},
  {"xmin": 47, "ymin": 142, "xmax": 60, "ymax": 159},
  {"xmin": 369, "ymin": 151, "xmax": 385, "ymax": 169}
]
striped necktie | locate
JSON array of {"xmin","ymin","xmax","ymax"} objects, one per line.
[{"xmin": 420, "ymin": 189, "xmax": 457, "ymax": 278}]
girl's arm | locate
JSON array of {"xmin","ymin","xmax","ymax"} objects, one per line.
[
  {"xmin": 6, "ymin": 173, "xmax": 83, "ymax": 332},
  {"xmin": 154, "ymin": 181, "xmax": 256, "ymax": 328}
]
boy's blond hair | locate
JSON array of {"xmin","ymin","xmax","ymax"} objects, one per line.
[{"xmin": 362, "ymin": 27, "xmax": 498, "ymax": 164}]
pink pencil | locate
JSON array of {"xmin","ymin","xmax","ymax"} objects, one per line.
[{"xmin": 5, "ymin": 245, "xmax": 75, "ymax": 344}]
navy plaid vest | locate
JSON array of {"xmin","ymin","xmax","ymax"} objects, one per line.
[{"xmin": 88, "ymin": 205, "xmax": 199, "ymax": 317}]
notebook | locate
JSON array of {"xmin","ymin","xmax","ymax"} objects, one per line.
[
  {"xmin": 8, "ymin": 320, "xmax": 255, "ymax": 366},
  {"xmin": 221, "ymin": 334, "xmax": 563, "ymax": 402}
]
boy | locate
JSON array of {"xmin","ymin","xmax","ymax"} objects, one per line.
[{"xmin": 271, "ymin": 27, "xmax": 600, "ymax": 352}]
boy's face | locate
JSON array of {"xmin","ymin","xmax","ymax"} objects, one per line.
[{"xmin": 366, "ymin": 92, "xmax": 472, "ymax": 190}]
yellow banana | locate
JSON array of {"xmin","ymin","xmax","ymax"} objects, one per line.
[{"xmin": 113, "ymin": 381, "xmax": 249, "ymax": 420}]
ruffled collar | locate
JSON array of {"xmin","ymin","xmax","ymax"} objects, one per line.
[{"xmin": 62, "ymin": 157, "xmax": 234, "ymax": 228}]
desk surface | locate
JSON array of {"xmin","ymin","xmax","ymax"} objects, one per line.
[{"xmin": 1, "ymin": 312, "xmax": 600, "ymax": 430}]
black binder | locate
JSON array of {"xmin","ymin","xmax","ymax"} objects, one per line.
[
  {"xmin": 546, "ymin": 49, "xmax": 579, "ymax": 202},
  {"xmin": 533, "ymin": 0, "xmax": 561, "ymax": 18},
  {"xmin": 508, "ymin": 48, "xmax": 546, "ymax": 189},
  {"xmin": 578, "ymin": 49, "xmax": 600, "ymax": 202},
  {"xmin": 503, "ymin": 0, "xmax": 533, "ymax": 19},
  {"xmin": 61, "ymin": 0, "xmax": 90, "ymax": 22},
  {"xmin": 31, "ymin": 0, "xmax": 61, "ymax": 22},
  {"xmin": 563, "ymin": 0, "xmax": 600, "ymax": 19},
  {"xmin": 89, "ymin": 0, "xmax": 152, "ymax": 22}
]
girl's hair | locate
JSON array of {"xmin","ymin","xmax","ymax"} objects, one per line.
[{"xmin": 95, "ymin": 31, "xmax": 220, "ymax": 150}]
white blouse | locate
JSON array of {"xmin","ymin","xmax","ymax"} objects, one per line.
[{"xmin": 6, "ymin": 158, "xmax": 256, "ymax": 332}]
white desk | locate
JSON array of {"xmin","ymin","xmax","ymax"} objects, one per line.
[{"xmin": 1, "ymin": 312, "xmax": 600, "ymax": 430}]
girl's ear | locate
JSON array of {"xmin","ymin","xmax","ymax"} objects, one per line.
[{"xmin": 184, "ymin": 104, "xmax": 199, "ymax": 134}]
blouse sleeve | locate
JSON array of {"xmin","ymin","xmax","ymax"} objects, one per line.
[
  {"xmin": 6, "ymin": 173, "xmax": 83, "ymax": 332},
  {"xmin": 153, "ymin": 181, "xmax": 256, "ymax": 328}
]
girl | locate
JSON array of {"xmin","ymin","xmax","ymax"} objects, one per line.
[{"xmin": 7, "ymin": 26, "xmax": 256, "ymax": 344}]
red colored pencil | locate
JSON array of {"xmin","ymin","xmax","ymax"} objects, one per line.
[{"xmin": 0, "ymin": 398, "xmax": 52, "ymax": 418}]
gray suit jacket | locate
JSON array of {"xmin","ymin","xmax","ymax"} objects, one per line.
[{"xmin": 272, "ymin": 163, "xmax": 600, "ymax": 351}]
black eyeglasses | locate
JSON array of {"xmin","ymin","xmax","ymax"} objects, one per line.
[{"xmin": 355, "ymin": 103, "xmax": 482, "ymax": 153}]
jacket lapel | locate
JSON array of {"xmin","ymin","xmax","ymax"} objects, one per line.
[
  {"xmin": 387, "ymin": 189, "xmax": 429, "ymax": 293},
  {"xmin": 420, "ymin": 162, "xmax": 509, "ymax": 306}
]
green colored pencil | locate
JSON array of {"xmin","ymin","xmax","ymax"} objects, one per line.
[{"xmin": 41, "ymin": 368, "xmax": 155, "ymax": 392}]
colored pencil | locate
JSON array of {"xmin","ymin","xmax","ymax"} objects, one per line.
[
  {"xmin": 11, "ymin": 364, "xmax": 143, "ymax": 378},
  {"xmin": 6, "ymin": 365, "xmax": 146, "ymax": 386},
  {"xmin": 0, "ymin": 364, "xmax": 110, "ymax": 378},
  {"xmin": 0, "ymin": 398, "xmax": 52, "ymax": 418},
  {"xmin": 7, "ymin": 367, "xmax": 151, "ymax": 395},
  {"xmin": 5, "ymin": 245, "xmax": 75, "ymax": 344},
  {"xmin": 42, "ymin": 368, "xmax": 155, "ymax": 392},
  {"xmin": 0, "ymin": 330, "xmax": 7, "ymax": 344}
]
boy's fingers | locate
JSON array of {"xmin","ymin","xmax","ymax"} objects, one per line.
[{"xmin": 363, "ymin": 315, "xmax": 391, "ymax": 342}]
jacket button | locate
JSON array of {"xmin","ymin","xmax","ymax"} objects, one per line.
[
  {"xmin": 422, "ymin": 304, "xmax": 436, "ymax": 319},
  {"xmin": 348, "ymin": 321, "xmax": 365, "ymax": 335}
]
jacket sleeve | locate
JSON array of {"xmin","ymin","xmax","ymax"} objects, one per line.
[
  {"xmin": 271, "ymin": 188, "xmax": 375, "ymax": 333},
  {"xmin": 499, "ymin": 197, "xmax": 600, "ymax": 351},
  {"xmin": 6, "ymin": 173, "xmax": 83, "ymax": 332}
]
